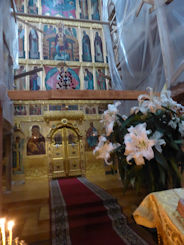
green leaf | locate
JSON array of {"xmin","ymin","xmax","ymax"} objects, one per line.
[
  {"xmin": 174, "ymin": 140, "xmax": 183, "ymax": 144},
  {"xmin": 154, "ymin": 150, "xmax": 169, "ymax": 170},
  {"xmin": 121, "ymin": 112, "xmax": 142, "ymax": 129},
  {"xmin": 157, "ymin": 164, "xmax": 166, "ymax": 187},
  {"xmin": 147, "ymin": 163, "xmax": 157, "ymax": 192},
  {"xmin": 168, "ymin": 140, "xmax": 180, "ymax": 151},
  {"xmin": 125, "ymin": 165, "xmax": 143, "ymax": 193},
  {"xmin": 161, "ymin": 105, "xmax": 177, "ymax": 115},
  {"xmin": 169, "ymin": 158, "xmax": 181, "ymax": 180},
  {"xmin": 116, "ymin": 114, "xmax": 125, "ymax": 124}
]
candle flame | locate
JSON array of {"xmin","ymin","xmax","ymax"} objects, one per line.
[
  {"xmin": 7, "ymin": 221, "xmax": 14, "ymax": 230},
  {"xmin": 0, "ymin": 218, "xmax": 5, "ymax": 226},
  {"xmin": 0, "ymin": 218, "xmax": 6, "ymax": 245}
]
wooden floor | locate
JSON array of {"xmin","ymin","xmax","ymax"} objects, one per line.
[{"xmin": 2, "ymin": 169, "xmax": 158, "ymax": 245}]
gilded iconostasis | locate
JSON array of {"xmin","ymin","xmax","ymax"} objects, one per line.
[
  {"xmin": 13, "ymin": 100, "xmax": 118, "ymax": 179},
  {"xmin": 11, "ymin": 0, "xmax": 115, "ymax": 181},
  {"xmin": 15, "ymin": 0, "xmax": 110, "ymax": 91}
]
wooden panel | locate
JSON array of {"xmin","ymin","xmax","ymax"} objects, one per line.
[{"xmin": 8, "ymin": 90, "xmax": 146, "ymax": 101}]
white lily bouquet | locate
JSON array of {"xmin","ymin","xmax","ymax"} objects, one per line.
[{"xmin": 94, "ymin": 88, "xmax": 184, "ymax": 193}]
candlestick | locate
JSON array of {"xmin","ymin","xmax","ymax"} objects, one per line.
[
  {"xmin": 7, "ymin": 221, "xmax": 14, "ymax": 245},
  {"xmin": 0, "ymin": 218, "xmax": 6, "ymax": 245}
]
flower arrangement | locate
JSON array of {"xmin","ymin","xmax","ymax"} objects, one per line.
[{"xmin": 94, "ymin": 88, "xmax": 184, "ymax": 193}]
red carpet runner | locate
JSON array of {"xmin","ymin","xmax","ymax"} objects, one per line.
[{"xmin": 50, "ymin": 177, "xmax": 147, "ymax": 245}]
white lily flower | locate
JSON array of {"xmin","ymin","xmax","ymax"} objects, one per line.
[
  {"xmin": 168, "ymin": 120, "xmax": 177, "ymax": 129},
  {"xmin": 124, "ymin": 123, "xmax": 155, "ymax": 165},
  {"xmin": 131, "ymin": 88, "xmax": 184, "ymax": 115},
  {"xmin": 130, "ymin": 87, "xmax": 162, "ymax": 114},
  {"xmin": 140, "ymin": 99, "xmax": 162, "ymax": 114},
  {"xmin": 160, "ymin": 90, "xmax": 184, "ymax": 113},
  {"xmin": 108, "ymin": 101, "xmax": 121, "ymax": 112},
  {"xmin": 93, "ymin": 136, "xmax": 107, "ymax": 154},
  {"xmin": 122, "ymin": 114, "xmax": 127, "ymax": 120},
  {"xmin": 168, "ymin": 116, "xmax": 180, "ymax": 129},
  {"xmin": 139, "ymin": 88, "xmax": 162, "ymax": 113},
  {"xmin": 151, "ymin": 131, "xmax": 166, "ymax": 153},
  {"xmin": 179, "ymin": 120, "xmax": 184, "ymax": 137},
  {"xmin": 93, "ymin": 136, "xmax": 120, "ymax": 165},
  {"xmin": 130, "ymin": 106, "xmax": 140, "ymax": 114},
  {"xmin": 101, "ymin": 101, "xmax": 121, "ymax": 136}
]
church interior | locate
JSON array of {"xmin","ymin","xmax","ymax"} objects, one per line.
[{"xmin": 1, "ymin": 0, "xmax": 184, "ymax": 244}]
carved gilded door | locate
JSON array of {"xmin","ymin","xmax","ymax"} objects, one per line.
[{"xmin": 50, "ymin": 126, "xmax": 83, "ymax": 178}]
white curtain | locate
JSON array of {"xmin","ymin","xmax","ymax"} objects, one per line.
[
  {"xmin": 154, "ymin": 0, "xmax": 184, "ymax": 87},
  {"xmin": 0, "ymin": 0, "xmax": 18, "ymax": 124},
  {"xmin": 102, "ymin": 0, "xmax": 184, "ymax": 114}
]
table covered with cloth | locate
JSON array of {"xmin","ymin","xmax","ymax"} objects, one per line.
[{"xmin": 133, "ymin": 188, "xmax": 184, "ymax": 245}]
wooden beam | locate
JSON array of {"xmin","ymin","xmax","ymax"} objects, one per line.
[
  {"xmin": 8, "ymin": 90, "xmax": 146, "ymax": 101},
  {"xmin": 15, "ymin": 12, "xmax": 109, "ymax": 26},
  {"xmin": 136, "ymin": 0, "xmax": 173, "ymax": 17},
  {"xmin": 16, "ymin": 16, "xmax": 43, "ymax": 34},
  {"xmin": 14, "ymin": 67, "xmax": 43, "ymax": 80}
]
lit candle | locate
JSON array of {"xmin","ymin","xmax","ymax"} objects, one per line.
[
  {"xmin": 0, "ymin": 218, "xmax": 6, "ymax": 245},
  {"xmin": 7, "ymin": 221, "xmax": 14, "ymax": 245},
  {"xmin": 20, "ymin": 240, "xmax": 26, "ymax": 245},
  {"xmin": 14, "ymin": 237, "xmax": 19, "ymax": 245}
]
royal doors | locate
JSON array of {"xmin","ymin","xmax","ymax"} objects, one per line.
[{"xmin": 49, "ymin": 125, "xmax": 85, "ymax": 178}]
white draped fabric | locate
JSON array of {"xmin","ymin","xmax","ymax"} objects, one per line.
[
  {"xmin": 0, "ymin": 0, "xmax": 18, "ymax": 124},
  {"xmin": 102, "ymin": 0, "xmax": 184, "ymax": 114}
]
